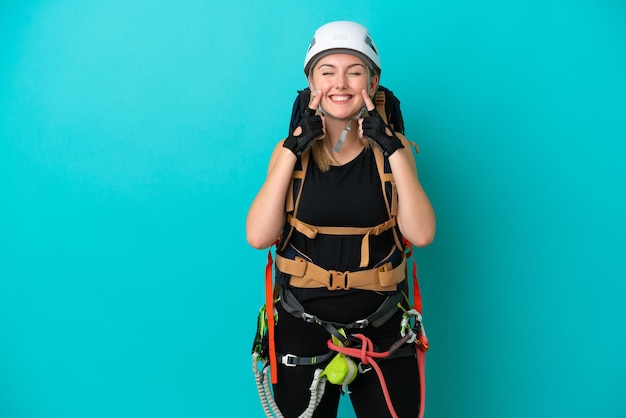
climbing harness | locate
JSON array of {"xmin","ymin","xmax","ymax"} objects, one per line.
[
  {"xmin": 252, "ymin": 241, "xmax": 429, "ymax": 418},
  {"xmin": 252, "ymin": 85, "xmax": 428, "ymax": 418},
  {"xmin": 252, "ymin": 283, "xmax": 428, "ymax": 418}
]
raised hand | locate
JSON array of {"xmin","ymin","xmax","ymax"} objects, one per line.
[
  {"xmin": 283, "ymin": 89, "xmax": 325, "ymax": 156},
  {"xmin": 359, "ymin": 89, "xmax": 404, "ymax": 157}
]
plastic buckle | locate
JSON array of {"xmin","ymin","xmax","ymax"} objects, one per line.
[
  {"xmin": 327, "ymin": 270, "xmax": 349, "ymax": 290},
  {"xmin": 282, "ymin": 353, "xmax": 298, "ymax": 367}
]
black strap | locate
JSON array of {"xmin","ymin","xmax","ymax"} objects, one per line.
[
  {"xmin": 275, "ymin": 350, "xmax": 335, "ymax": 367},
  {"xmin": 279, "ymin": 287, "xmax": 404, "ymax": 332}
]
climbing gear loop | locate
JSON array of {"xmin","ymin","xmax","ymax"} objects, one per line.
[{"xmin": 399, "ymin": 306, "xmax": 429, "ymax": 352}]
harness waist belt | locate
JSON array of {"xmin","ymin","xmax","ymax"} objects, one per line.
[
  {"xmin": 280, "ymin": 287, "xmax": 405, "ymax": 330},
  {"xmin": 275, "ymin": 253, "xmax": 406, "ymax": 292}
]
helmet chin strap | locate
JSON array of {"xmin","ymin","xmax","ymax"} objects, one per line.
[{"xmin": 328, "ymin": 106, "xmax": 366, "ymax": 153}]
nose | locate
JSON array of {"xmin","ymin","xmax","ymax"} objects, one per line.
[{"xmin": 335, "ymin": 72, "xmax": 348, "ymax": 89}]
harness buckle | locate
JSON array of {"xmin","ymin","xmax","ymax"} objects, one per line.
[
  {"xmin": 281, "ymin": 353, "xmax": 298, "ymax": 367},
  {"xmin": 352, "ymin": 318, "xmax": 369, "ymax": 329},
  {"xmin": 328, "ymin": 270, "xmax": 350, "ymax": 290},
  {"xmin": 301, "ymin": 312, "xmax": 317, "ymax": 323}
]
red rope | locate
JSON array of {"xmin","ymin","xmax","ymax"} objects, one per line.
[{"xmin": 327, "ymin": 334, "xmax": 400, "ymax": 418}]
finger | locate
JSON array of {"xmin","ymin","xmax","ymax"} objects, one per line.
[
  {"xmin": 308, "ymin": 89, "xmax": 323, "ymax": 111},
  {"xmin": 361, "ymin": 89, "xmax": 376, "ymax": 112}
]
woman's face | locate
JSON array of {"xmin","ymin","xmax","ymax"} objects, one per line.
[{"xmin": 309, "ymin": 53, "xmax": 379, "ymax": 120}]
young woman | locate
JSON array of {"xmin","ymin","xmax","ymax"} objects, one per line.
[{"xmin": 247, "ymin": 21, "xmax": 436, "ymax": 418}]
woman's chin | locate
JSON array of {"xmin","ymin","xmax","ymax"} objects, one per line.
[{"xmin": 323, "ymin": 106, "xmax": 364, "ymax": 121}]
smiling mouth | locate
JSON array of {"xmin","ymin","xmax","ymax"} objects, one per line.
[{"xmin": 329, "ymin": 95, "xmax": 353, "ymax": 103}]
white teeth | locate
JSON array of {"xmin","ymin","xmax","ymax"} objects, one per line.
[{"xmin": 331, "ymin": 95, "xmax": 351, "ymax": 102}]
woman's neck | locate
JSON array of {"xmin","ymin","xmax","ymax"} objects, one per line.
[{"xmin": 325, "ymin": 119, "xmax": 364, "ymax": 165}]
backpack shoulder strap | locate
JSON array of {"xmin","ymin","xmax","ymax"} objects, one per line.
[
  {"xmin": 279, "ymin": 150, "xmax": 310, "ymax": 251},
  {"xmin": 372, "ymin": 146, "xmax": 404, "ymax": 253},
  {"xmin": 375, "ymin": 86, "xmax": 405, "ymax": 135},
  {"xmin": 375, "ymin": 90, "xmax": 389, "ymax": 125}
]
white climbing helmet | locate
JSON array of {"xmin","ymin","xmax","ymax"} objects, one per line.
[{"xmin": 303, "ymin": 21, "xmax": 381, "ymax": 76}]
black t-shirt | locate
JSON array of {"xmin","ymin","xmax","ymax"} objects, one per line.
[{"xmin": 290, "ymin": 148, "xmax": 396, "ymax": 274}]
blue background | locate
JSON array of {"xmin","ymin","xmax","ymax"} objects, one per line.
[{"xmin": 1, "ymin": 1, "xmax": 625, "ymax": 417}]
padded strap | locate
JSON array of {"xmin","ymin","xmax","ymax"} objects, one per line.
[
  {"xmin": 276, "ymin": 253, "xmax": 406, "ymax": 292},
  {"xmin": 280, "ymin": 287, "xmax": 405, "ymax": 330},
  {"xmin": 280, "ymin": 151, "xmax": 310, "ymax": 252}
]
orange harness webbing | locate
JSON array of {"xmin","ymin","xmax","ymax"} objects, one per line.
[
  {"xmin": 405, "ymin": 240, "xmax": 429, "ymax": 418},
  {"xmin": 265, "ymin": 244, "xmax": 279, "ymax": 384}
]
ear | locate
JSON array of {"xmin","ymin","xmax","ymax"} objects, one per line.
[{"xmin": 369, "ymin": 74, "xmax": 380, "ymax": 96}]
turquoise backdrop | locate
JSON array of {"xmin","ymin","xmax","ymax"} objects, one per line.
[{"xmin": 1, "ymin": 1, "xmax": 625, "ymax": 417}]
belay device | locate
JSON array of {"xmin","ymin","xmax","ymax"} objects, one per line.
[{"xmin": 251, "ymin": 86, "xmax": 429, "ymax": 418}]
